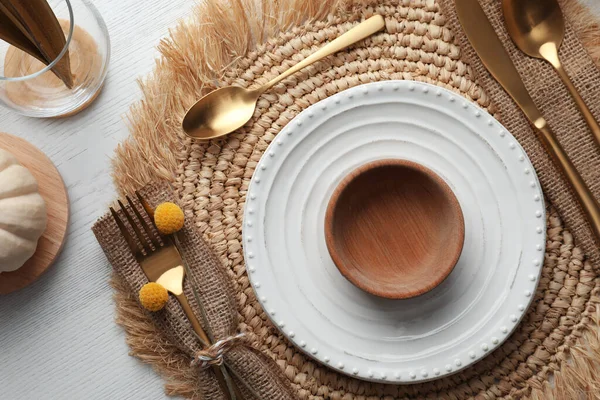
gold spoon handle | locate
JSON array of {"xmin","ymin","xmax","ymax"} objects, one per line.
[
  {"xmin": 539, "ymin": 43, "xmax": 600, "ymax": 148},
  {"xmin": 554, "ymin": 64, "xmax": 600, "ymax": 146},
  {"xmin": 260, "ymin": 15, "xmax": 385, "ymax": 92},
  {"xmin": 536, "ymin": 121, "xmax": 600, "ymax": 243}
]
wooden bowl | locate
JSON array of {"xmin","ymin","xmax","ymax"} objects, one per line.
[{"xmin": 324, "ymin": 159, "xmax": 464, "ymax": 299}]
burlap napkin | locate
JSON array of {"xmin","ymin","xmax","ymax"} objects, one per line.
[
  {"xmin": 92, "ymin": 183, "xmax": 296, "ymax": 400},
  {"xmin": 438, "ymin": 0, "xmax": 600, "ymax": 267}
]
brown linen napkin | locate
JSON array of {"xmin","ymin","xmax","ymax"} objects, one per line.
[
  {"xmin": 438, "ymin": 0, "xmax": 600, "ymax": 267},
  {"xmin": 92, "ymin": 182, "xmax": 296, "ymax": 400}
]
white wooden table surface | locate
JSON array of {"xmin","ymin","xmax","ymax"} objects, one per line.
[
  {"xmin": 0, "ymin": 1, "xmax": 191, "ymax": 399},
  {"xmin": 1, "ymin": 1, "xmax": 599, "ymax": 399}
]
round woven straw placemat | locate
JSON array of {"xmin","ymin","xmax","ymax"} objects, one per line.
[{"xmin": 111, "ymin": 0, "xmax": 600, "ymax": 398}]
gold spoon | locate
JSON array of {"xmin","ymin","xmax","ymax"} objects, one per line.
[
  {"xmin": 182, "ymin": 15, "xmax": 386, "ymax": 140},
  {"xmin": 503, "ymin": 0, "xmax": 600, "ymax": 148}
]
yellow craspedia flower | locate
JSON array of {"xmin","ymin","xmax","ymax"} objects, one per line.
[
  {"xmin": 154, "ymin": 202, "xmax": 185, "ymax": 235},
  {"xmin": 139, "ymin": 282, "xmax": 169, "ymax": 312}
]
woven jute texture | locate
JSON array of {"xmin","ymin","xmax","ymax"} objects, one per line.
[
  {"xmin": 105, "ymin": 0, "xmax": 600, "ymax": 398},
  {"xmin": 92, "ymin": 183, "xmax": 297, "ymax": 400}
]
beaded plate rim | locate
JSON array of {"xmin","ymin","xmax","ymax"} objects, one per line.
[{"xmin": 242, "ymin": 80, "xmax": 546, "ymax": 383}]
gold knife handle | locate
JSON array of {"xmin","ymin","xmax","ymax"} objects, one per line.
[
  {"xmin": 536, "ymin": 120, "xmax": 600, "ymax": 243},
  {"xmin": 175, "ymin": 294, "xmax": 243, "ymax": 400}
]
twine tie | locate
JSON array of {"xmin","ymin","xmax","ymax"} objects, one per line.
[{"xmin": 192, "ymin": 333, "xmax": 246, "ymax": 369}]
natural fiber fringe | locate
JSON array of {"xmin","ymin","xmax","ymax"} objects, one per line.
[
  {"xmin": 112, "ymin": 0, "xmax": 360, "ymax": 195},
  {"xmin": 526, "ymin": 310, "xmax": 600, "ymax": 400},
  {"xmin": 563, "ymin": 0, "xmax": 600, "ymax": 65},
  {"xmin": 112, "ymin": 0, "xmax": 600, "ymax": 398}
]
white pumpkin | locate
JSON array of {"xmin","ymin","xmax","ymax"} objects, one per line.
[{"xmin": 0, "ymin": 148, "xmax": 47, "ymax": 272}]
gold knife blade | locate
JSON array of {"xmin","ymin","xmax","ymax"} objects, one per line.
[
  {"xmin": 455, "ymin": 0, "xmax": 544, "ymax": 127},
  {"xmin": 455, "ymin": 0, "xmax": 600, "ymax": 245}
]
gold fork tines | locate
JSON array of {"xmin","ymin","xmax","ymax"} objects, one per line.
[
  {"xmin": 115, "ymin": 199, "xmax": 154, "ymax": 255},
  {"xmin": 111, "ymin": 195, "xmax": 181, "ymax": 283},
  {"xmin": 126, "ymin": 196, "xmax": 165, "ymax": 250},
  {"xmin": 135, "ymin": 191, "xmax": 156, "ymax": 221}
]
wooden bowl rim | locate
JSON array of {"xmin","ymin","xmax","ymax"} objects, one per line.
[{"xmin": 324, "ymin": 158, "xmax": 465, "ymax": 299}]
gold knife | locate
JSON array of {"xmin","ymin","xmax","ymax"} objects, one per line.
[{"xmin": 455, "ymin": 0, "xmax": 600, "ymax": 245}]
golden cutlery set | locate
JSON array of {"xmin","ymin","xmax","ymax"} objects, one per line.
[
  {"xmin": 456, "ymin": 0, "xmax": 600, "ymax": 244},
  {"xmin": 108, "ymin": 1, "xmax": 599, "ymax": 394},
  {"xmin": 503, "ymin": 0, "xmax": 600, "ymax": 146}
]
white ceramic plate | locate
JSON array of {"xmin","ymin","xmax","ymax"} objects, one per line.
[{"xmin": 242, "ymin": 81, "xmax": 545, "ymax": 383}]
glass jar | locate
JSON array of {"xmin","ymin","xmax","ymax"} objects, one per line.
[{"xmin": 0, "ymin": 0, "xmax": 110, "ymax": 117}]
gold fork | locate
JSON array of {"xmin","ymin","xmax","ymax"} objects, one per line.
[
  {"xmin": 110, "ymin": 195, "xmax": 209, "ymax": 342},
  {"xmin": 110, "ymin": 193, "xmax": 240, "ymax": 399}
]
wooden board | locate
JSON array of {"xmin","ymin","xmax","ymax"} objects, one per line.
[{"xmin": 0, "ymin": 132, "xmax": 69, "ymax": 294}]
